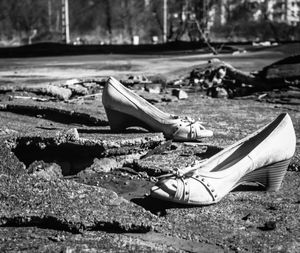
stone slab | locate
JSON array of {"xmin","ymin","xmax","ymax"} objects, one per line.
[{"xmin": 0, "ymin": 136, "xmax": 159, "ymax": 235}]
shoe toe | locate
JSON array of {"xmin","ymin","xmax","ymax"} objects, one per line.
[
  {"xmin": 172, "ymin": 121, "xmax": 213, "ymax": 141},
  {"xmin": 194, "ymin": 122, "xmax": 213, "ymax": 137},
  {"xmin": 151, "ymin": 177, "xmax": 216, "ymax": 205},
  {"xmin": 188, "ymin": 179, "xmax": 214, "ymax": 204}
]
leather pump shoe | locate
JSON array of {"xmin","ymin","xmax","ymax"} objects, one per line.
[
  {"xmin": 102, "ymin": 77, "xmax": 213, "ymax": 141},
  {"xmin": 151, "ymin": 113, "xmax": 296, "ymax": 205}
]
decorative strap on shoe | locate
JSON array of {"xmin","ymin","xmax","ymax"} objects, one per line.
[
  {"xmin": 189, "ymin": 121, "xmax": 207, "ymax": 139},
  {"xmin": 158, "ymin": 169, "xmax": 217, "ymax": 203},
  {"xmin": 173, "ymin": 176, "xmax": 190, "ymax": 202},
  {"xmin": 157, "ymin": 163, "xmax": 198, "ymax": 180},
  {"xmin": 171, "ymin": 115, "xmax": 206, "ymax": 140},
  {"xmin": 157, "ymin": 160, "xmax": 207, "ymax": 180},
  {"xmin": 157, "ymin": 169, "xmax": 191, "ymax": 202}
]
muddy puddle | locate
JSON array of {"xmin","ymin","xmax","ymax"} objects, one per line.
[{"xmin": 73, "ymin": 169, "xmax": 154, "ymax": 201}]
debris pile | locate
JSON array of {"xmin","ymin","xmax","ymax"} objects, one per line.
[
  {"xmin": 120, "ymin": 75, "xmax": 187, "ymax": 103},
  {"xmin": 168, "ymin": 55, "xmax": 300, "ymax": 103},
  {"xmin": 0, "ymin": 75, "xmax": 191, "ymax": 105},
  {"xmin": 188, "ymin": 58, "xmax": 260, "ymax": 98}
]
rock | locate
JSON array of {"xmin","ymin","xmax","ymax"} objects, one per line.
[
  {"xmin": 144, "ymin": 83, "xmax": 162, "ymax": 94},
  {"xmin": 68, "ymin": 84, "xmax": 89, "ymax": 96},
  {"xmin": 57, "ymin": 128, "xmax": 80, "ymax": 142},
  {"xmin": 63, "ymin": 79, "xmax": 89, "ymax": 96},
  {"xmin": 24, "ymin": 85, "xmax": 72, "ymax": 100},
  {"xmin": 87, "ymin": 158, "xmax": 119, "ymax": 173},
  {"xmin": 28, "ymin": 161, "xmax": 63, "ymax": 181},
  {"xmin": 0, "ymin": 100, "xmax": 108, "ymax": 127},
  {"xmin": 172, "ymin": 89, "xmax": 188, "ymax": 100}
]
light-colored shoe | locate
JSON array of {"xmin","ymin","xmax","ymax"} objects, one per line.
[
  {"xmin": 102, "ymin": 77, "xmax": 213, "ymax": 141},
  {"xmin": 151, "ymin": 113, "xmax": 296, "ymax": 205}
]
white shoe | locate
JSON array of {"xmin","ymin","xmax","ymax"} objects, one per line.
[
  {"xmin": 151, "ymin": 113, "xmax": 296, "ymax": 205},
  {"xmin": 102, "ymin": 77, "xmax": 213, "ymax": 141}
]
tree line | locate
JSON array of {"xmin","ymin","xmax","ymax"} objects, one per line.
[{"xmin": 0, "ymin": 0, "xmax": 299, "ymax": 46}]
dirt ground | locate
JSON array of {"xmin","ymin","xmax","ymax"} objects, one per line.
[
  {"xmin": 0, "ymin": 44, "xmax": 299, "ymax": 252},
  {"xmin": 0, "ymin": 44, "xmax": 293, "ymax": 85}
]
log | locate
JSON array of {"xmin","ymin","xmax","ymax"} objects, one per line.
[
  {"xmin": 208, "ymin": 59, "xmax": 268, "ymax": 89},
  {"xmin": 264, "ymin": 63, "xmax": 300, "ymax": 80},
  {"xmin": 261, "ymin": 55, "xmax": 300, "ymax": 81}
]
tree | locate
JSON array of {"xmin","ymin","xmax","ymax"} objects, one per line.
[{"xmin": 7, "ymin": 0, "xmax": 48, "ymax": 42}]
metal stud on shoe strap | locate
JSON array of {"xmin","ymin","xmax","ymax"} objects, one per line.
[
  {"xmin": 183, "ymin": 180, "xmax": 190, "ymax": 202},
  {"xmin": 193, "ymin": 175, "xmax": 217, "ymax": 202},
  {"xmin": 190, "ymin": 125, "xmax": 196, "ymax": 139}
]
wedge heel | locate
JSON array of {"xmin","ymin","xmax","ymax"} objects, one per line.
[
  {"xmin": 104, "ymin": 107, "xmax": 153, "ymax": 132},
  {"xmin": 239, "ymin": 159, "xmax": 291, "ymax": 191}
]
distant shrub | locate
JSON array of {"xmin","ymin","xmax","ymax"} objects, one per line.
[{"xmin": 210, "ymin": 21, "xmax": 299, "ymax": 42}]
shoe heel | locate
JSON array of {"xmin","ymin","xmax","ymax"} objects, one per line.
[
  {"xmin": 104, "ymin": 107, "xmax": 132, "ymax": 132},
  {"xmin": 241, "ymin": 159, "xmax": 291, "ymax": 191},
  {"xmin": 104, "ymin": 107, "xmax": 151, "ymax": 132}
]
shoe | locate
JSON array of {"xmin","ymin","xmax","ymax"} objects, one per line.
[
  {"xmin": 102, "ymin": 77, "xmax": 213, "ymax": 141},
  {"xmin": 150, "ymin": 113, "xmax": 296, "ymax": 205}
]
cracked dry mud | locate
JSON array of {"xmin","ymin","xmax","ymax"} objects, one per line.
[{"xmin": 0, "ymin": 89, "xmax": 299, "ymax": 252}]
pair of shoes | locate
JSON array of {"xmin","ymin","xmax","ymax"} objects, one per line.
[
  {"xmin": 102, "ymin": 77, "xmax": 213, "ymax": 141},
  {"xmin": 150, "ymin": 113, "xmax": 296, "ymax": 205}
]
